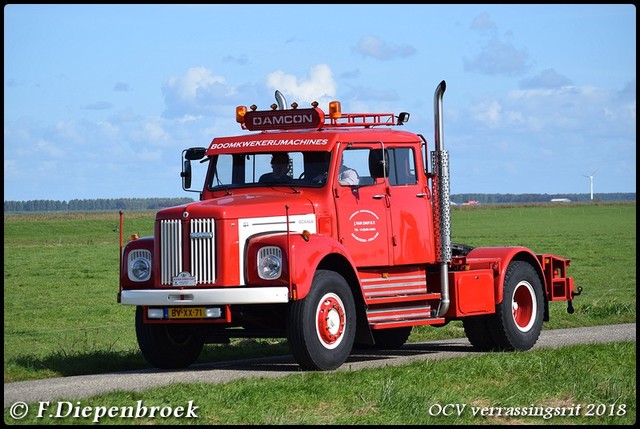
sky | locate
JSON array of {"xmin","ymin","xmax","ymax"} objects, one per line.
[{"xmin": 4, "ymin": 4, "xmax": 636, "ymax": 202}]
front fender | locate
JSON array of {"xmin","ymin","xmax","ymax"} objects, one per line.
[
  {"xmin": 119, "ymin": 236, "xmax": 155, "ymax": 293},
  {"xmin": 466, "ymin": 246, "xmax": 545, "ymax": 304},
  {"xmin": 246, "ymin": 232, "xmax": 357, "ymax": 300}
]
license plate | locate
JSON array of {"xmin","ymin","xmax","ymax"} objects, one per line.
[{"xmin": 168, "ymin": 307, "xmax": 205, "ymax": 319}]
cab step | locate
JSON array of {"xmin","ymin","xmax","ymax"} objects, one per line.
[
  {"xmin": 365, "ymin": 292, "xmax": 441, "ymax": 305},
  {"xmin": 366, "ymin": 304, "xmax": 444, "ymax": 328},
  {"xmin": 370, "ymin": 318, "xmax": 446, "ymax": 329}
]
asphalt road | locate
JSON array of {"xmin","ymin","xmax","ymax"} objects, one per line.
[{"xmin": 4, "ymin": 323, "xmax": 635, "ymax": 408}]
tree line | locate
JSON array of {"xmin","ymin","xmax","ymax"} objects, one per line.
[
  {"xmin": 3, "ymin": 197, "xmax": 195, "ymax": 212},
  {"xmin": 3, "ymin": 193, "xmax": 635, "ymax": 213},
  {"xmin": 449, "ymin": 193, "xmax": 635, "ymax": 205}
]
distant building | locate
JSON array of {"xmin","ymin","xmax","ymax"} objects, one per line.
[{"xmin": 550, "ymin": 198, "xmax": 571, "ymax": 203}]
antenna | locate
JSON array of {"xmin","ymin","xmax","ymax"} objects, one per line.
[{"xmin": 581, "ymin": 169, "xmax": 598, "ymax": 201}]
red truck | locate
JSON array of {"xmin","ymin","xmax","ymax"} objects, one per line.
[{"xmin": 118, "ymin": 80, "xmax": 581, "ymax": 371}]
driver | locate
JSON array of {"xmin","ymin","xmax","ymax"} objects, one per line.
[{"xmin": 259, "ymin": 153, "xmax": 292, "ymax": 183}]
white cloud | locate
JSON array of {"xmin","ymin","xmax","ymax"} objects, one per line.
[
  {"xmin": 352, "ymin": 35, "xmax": 416, "ymax": 60},
  {"xmin": 129, "ymin": 120, "xmax": 171, "ymax": 146},
  {"xmin": 96, "ymin": 121, "xmax": 120, "ymax": 139},
  {"xmin": 520, "ymin": 69, "xmax": 573, "ymax": 89},
  {"xmin": 35, "ymin": 138, "xmax": 65, "ymax": 157},
  {"xmin": 463, "ymin": 83, "xmax": 635, "ymax": 140},
  {"xmin": 162, "ymin": 67, "xmax": 229, "ymax": 118},
  {"xmin": 469, "ymin": 100, "xmax": 502, "ymax": 128},
  {"xmin": 167, "ymin": 67, "xmax": 226, "ymax": 101},
  {"xmin": 266, "ymin": 64, "xmax": 337, "ymax": 107},
  {"xmin": 54, "ymin": 120, "xmax": 85, "ymax": 145},
  {"xmin": 464, "ymin": 38, "xmax": 532, "ymax": 76},
  {"xmin": 465, "ymin": 13, "xmax": 532, "ymax": 76},
  {"xmin": 469, "ymin": 12, "xmax": 498, "ymax": 35}
]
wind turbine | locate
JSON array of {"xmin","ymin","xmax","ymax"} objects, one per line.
[{"xmin": 582, "ymin": 169, "xmax": 598, "ymax": 201}]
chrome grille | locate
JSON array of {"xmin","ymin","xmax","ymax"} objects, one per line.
[
  {"xmin": 160, "ymin": 219, "xmax": 182, "ymax": 285},
  {"xmin": 159, "ymin": 218, "xmax": 216, "ymax": 285},
  {"xmin": 190, "ymin": 218, "xmax": 216, "ymax": 284}
]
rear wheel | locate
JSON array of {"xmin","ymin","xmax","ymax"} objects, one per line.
[
  {"xmin": 451, "ymin": 243, "xmax": 474, "ymax": 257},
  {"xmin": 462, "ymin": 315, "xmax": 497, "ymax": 351},
  {"xmin": 369, "ymin": 327, "xmax": 413, "ymax": 349},
  {"xmin": 135, "ymin": 306, "xmax": 204, "ymax": 369},
  {"xmin": 463, "ymin": 261, "xmax": 544, "ymax": 351},
  {"xmin": 287, "ymin": 270, "xmax": 356, "ymax": 370},
  {"xmin": 493, "ymin": 261, "xmax": 544, "ymax": 350}
]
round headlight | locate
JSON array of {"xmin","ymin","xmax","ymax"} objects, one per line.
[
  {"xmin": 258, "ymin": 247, "xmax": 282, "ymax": 280},
  {"xmin": 131, "ymin": 258, "xmax": 151, "ymax": 281},
  {"xmin": 128, "ymin": 249, "xmax": 152, "ymax": 282}
]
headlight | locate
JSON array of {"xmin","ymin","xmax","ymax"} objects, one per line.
[
  {"xmin": 257, "ymin": 246, "xmax": 282, "ymax": 280},
  {"xmin": 128, "ymin": 249, "xmax": 152, "ymax": 282}
]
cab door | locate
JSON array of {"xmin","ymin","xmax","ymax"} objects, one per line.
[
  {"xmin": 333, "ymin": 143, "xmax": 391, "ymax": 267},
  {"xmin": 385, "ymin": 146, "xmax": 435, "ymax": 265}
]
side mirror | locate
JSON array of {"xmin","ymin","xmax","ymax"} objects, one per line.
[
  {"xmin": 181, "ymin": 147, "xmax": 206, "ymax": 190},
  {"xmin": 181, "ymin": 159, "xmax": 192, "ymax": 189},
  {"xmin": 184, "ymin": 147, "xmax": 206, "ymax": 161}
]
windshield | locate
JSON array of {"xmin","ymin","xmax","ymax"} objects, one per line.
[{"xmin": 207, "ymin": 151, "xmax": 331, "ymax": 190}]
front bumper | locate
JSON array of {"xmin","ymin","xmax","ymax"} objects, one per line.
[{"xmin": 120, "ymin": 287, "xmax": 290, "ymax": 306}]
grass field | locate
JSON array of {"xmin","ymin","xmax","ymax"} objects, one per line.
[
  {"xmin": 4, "ymin": 202, "xmax": 635, "ymax": 381},
  {"xmin": 3, "ymin": 202, "xmax": 636, "ymax": 424}
]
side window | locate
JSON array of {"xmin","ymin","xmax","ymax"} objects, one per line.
[
  {"xmin": 211, "ymin": 154, "xmax": 234, "ymax": 187},
  {"xmin": 339, "ymin": 148, "xmax": 369, "ymax": 186},
  {"xmin": 368, "ymin": 148, "xmax": 389, "ymax": 180},
  {"xmin": 388, "ymin": 148, "xmax": 417, "ymax": 186}
]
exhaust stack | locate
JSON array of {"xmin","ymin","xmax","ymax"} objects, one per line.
[
  {"xmin": 275, "ymin": 90, "xmax": 287, "ymax": 110},
  {"xmin": 431, "ymin": 80, "xmax": 452, "ymax": 317}
]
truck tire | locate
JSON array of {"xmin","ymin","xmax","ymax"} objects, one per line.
[
  {"xmin": 369, "ymin": 327, "xmax": 413, "ymax": 349},
  {"xmin": 287, "ymin": 270, "xmax": 356, "ymax": 370},
  {"xmin": 493, "ymin": 260, "xmax": 545, "ymax": 350},
  {"xmin": 462, "ymin": 315, "xmax": 498, "ymax": 351},
  {"xmin": 484, "ymin": 260, "xmax": 544, "ymax": 351},
  {"xmin": 451, "ymin": 243, "xmax": 474, "ymax": 257},
  {"xmin": 135, "ymin": 306, "xmax": 204, "ymax": 369}
]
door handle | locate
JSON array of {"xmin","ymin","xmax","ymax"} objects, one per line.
[{"xmin": 373, "ymin": 194, "xmax": 391, "ymax": 207}]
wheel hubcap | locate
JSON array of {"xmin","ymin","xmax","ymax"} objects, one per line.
[
  {"xmin": 512, "ymin": 281, "xmax": 537, "ymax": 332},
  {"xmin": 316, "ymin": 293, "xmax": 346, "ymax": 349}
]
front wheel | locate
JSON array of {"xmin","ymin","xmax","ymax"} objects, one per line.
[
  {"xmin": 135, "ymin": 306, "xmax": 204, "ymax": 369},
  {"xmin": 287, "ymin": 270, "xmax": 356, "ymax": 370}
]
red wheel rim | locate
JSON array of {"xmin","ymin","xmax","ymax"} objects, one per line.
[
  {"xmin": 316, "ymin": 293, "xmax": 346, "ymax": 349},
  {"xmin": 512, "ymin": 281, "xmax": 537, "ymax": 332}
]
